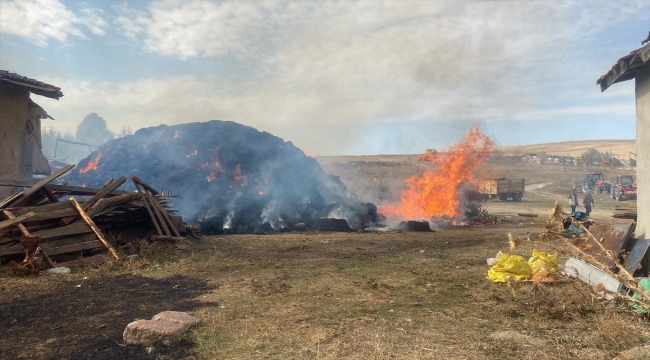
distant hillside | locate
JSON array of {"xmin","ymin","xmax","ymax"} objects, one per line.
[
  {"xmin": 496, "ymin": 140, "xmax": 636, "ymax": 157},
  {"xmin": 315, "ymin": 139, "xmax": 636, "ymax": 163}
]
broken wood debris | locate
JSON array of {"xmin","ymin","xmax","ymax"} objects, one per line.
[{"xmin": 0, "ymin": 165, "xmax": 193, "ymax": 271}]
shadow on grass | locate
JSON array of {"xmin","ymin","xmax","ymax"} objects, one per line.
[{"xmin": 0, "ymin": 273, "xmax": 216, "ymax": 360}]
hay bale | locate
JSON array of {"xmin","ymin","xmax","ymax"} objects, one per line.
[
  {"xmin": 398, "ymin": 220, "xmax": 433, "ymax": 232},
  {"xmin": 315, "ymin": 218, "xmax": 353, "ymax": 232}
]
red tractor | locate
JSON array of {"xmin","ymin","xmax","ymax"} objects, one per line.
[
  {"xmin": 582, "ymin": 172, "xmax": 610, "ymax": 194},
  {"xmin": 610, "ymin": 175, "xmax": 636, "ymax": 201}
]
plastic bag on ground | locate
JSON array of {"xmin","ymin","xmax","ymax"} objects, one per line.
[
  {"xmin": 487, "ymin": 253, "xmax": 532, "ymax": 282},
  {"xmin": 528, "ymin": 249, "xmax": 558, "ymax": 282}
]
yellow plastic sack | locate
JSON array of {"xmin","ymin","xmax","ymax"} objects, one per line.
[
  {"xmin": 487, "ymin": 253, "xmax": 532, "ymax": 282},
  {"xmin": 528, "ymin": 249, "xmax": 558, "ymax": 282}
]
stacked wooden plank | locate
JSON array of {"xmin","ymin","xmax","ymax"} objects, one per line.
[
  {"xmin": 613, "ymin": 203, "xmax": 637, "ymax": 219},
  {"xmin": 0, "ymin": 166, "xmax": 187, "ymax": 272}
]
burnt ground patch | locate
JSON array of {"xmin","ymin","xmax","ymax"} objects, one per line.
[{"xmin": 0, "ymin": 273, "xmax": 216, "ymax": 360}]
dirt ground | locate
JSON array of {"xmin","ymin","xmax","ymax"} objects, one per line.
[{"xmin": 0, "ymin": 154, "xmax": 643, "ymax": 360}]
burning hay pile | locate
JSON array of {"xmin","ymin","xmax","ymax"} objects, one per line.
[
  {"xmin": 65, "ymin": 120, "xmax": 384, "ymax": 234},
  {"xmin": 0, "ymin": 166, "xmax": 189, "ymax": 273}
]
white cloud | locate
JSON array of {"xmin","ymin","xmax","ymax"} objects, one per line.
[
  {"xmin": 0, "ymin": 0, "xmax": 107, "ymax": 45},
  {"xmin": 29, "ymin": 0, "xmax": 646, "ymax": 154},
  {"xmin": 109, "ymin": 1, "xmax": 646, "ymax": 123}
]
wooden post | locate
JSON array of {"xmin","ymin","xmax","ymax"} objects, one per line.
[
  {"xmin": 0, "ymin": 211, "xmax": 36, "ymax": 230},
  {"xmin": 2, "ymin": 210, "xmax": 32, "ymax": 236},
  {"xmin": 41, "ymin": 187, "xmax": 59, "ymax": 204},
  {"xmin": 12, "ymin": 165, "xmax": 75, "ymax": 207},
  {"xmin": 132, "ymin": 181, "xmax": 163, "ymax": 236},
  {"xmin": 150, "ymin": 196, "xmax": 182, "ymax": 237},
  {"xmin": 142, "ymin": 186, "xmax": 171, "ymax": 236},
  {"xmin": 130, "ymin": 175, "xmax": 159, "ymax": 195},
  {"xmin": 60, "ymin": 176, "xmax": 126, "ymax": 225},
  {"xmin": 69, "ymin": 197, "xmax": 120, "ymax": 260},
  {"xmin": 132, "ymin": 176, "xmax": 181, "ymax": 237}
]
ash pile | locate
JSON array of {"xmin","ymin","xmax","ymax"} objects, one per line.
[{"xmin": 65, "ymin": 120, "xmax": 384, "ymax": 234}]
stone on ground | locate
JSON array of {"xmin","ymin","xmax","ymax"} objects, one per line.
[{"xmin": 123, "ymin": 311, "xmax": 200, "ymax": 346}]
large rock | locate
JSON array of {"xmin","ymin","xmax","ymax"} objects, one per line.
[
  {"xmin": 123, "ymin": 311, "xmax": 200, "ymax": 346},
  {"xmin": 151, "ymin": 311, "xmax": 200, "ymax": 328}
]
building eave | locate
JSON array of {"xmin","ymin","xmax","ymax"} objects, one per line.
[
  {"xmin": 0, "ymin": 70, "xmax": 63, "ymax": 99},
  {"xmin": 597, "ymin": 43, "xmax": 650, "ymax": 92}
]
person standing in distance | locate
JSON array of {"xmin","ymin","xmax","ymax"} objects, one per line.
[
  {"xmin": 583, "ymin": 190, "xmax": 595, "ymax": 216},
  {"xmin": 569, "ymin": 189, "xmax": 578, "ymax": 213}
]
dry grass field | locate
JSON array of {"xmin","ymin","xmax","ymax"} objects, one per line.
[{"xmin": 0, "ymin": 140, "xmax": 643, "ymax": 360}]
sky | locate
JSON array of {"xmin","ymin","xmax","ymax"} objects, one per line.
[{"xmin": 0, "ymin": 0, "xmax": 648, "ymax": 156}]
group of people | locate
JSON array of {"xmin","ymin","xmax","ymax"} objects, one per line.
[{"xmin": 569, "ymin": 188, "xmax": 595, "ymax": 216}]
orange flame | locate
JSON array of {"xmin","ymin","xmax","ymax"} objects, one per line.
[
  {"xmin": 202, "ymin": 156, "xmax": 224, "ymax": 182},
  {"xmin": 234, "ymin": 164, "xmax": 247, "ymax": 187},
  {"xmin": 80, "ymin": 152, "xmax": 102, "ymax": 174},
  {"xmin": 380, "ymin": 128, "xmax": 492, "ymax": 219},
  {"xmin": 258, "ymin": 190, "xmax": 264, "ymax": 195}
]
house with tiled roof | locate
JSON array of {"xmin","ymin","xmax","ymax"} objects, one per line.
[{"xmin": 0, "ymin": 70, "xmax": 63, "ymax": 198}]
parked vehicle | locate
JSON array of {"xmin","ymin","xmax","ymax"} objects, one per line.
[
  {"xmin": 581, "ymin": 172, "xmax": 610, "ymax": 194},
  {"xmin": 478, "ymin": 178, "xmax": 525, "ymax": 201},
  {"xmin": 610, "ymin": 175, "xmax": 637, "ymax": 201}
]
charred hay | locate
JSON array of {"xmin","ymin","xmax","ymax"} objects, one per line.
[{"xmin": 65, "ymin": 120, "xmax": 385, "ymax": 233}]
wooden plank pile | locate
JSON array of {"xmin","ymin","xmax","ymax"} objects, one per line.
[
  {"xmin": 0, "ymin": 166, "xmax": 189, "ymax": 273},
  {"xmin": 613, "ymin": 203, "xmax": 637, "ymax": 220}
]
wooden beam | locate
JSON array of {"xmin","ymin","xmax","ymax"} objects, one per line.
[
  {"xmin": 41, "ymin": 187, "xmax": 59, "ymax": 204},
  {"xmin": 70, "ymin": 197, "xmax": 119, "ymax": 260},
  {"xmin": 44, "ymin": 240, "xmax": 104, "ymax": 256},
  {"xmin": 0, "ymin": 180, "xmax": 129, "ymax": 197},
  {"xmin": 60, "ymin": 176, "xmax": 126, "ymax": 225},
  {"xmin": 84, "ymin": 194, "xmax": 135, "ymax": 218},
  {"xmin": 0, "ymin": 192, "xmax": 24, "ymax": 209},
  {"xmin": 33, "ymin": 223, "xmax": 92, "ymax": 240},
  {"xmin": 132, "ymin": 181, "xmax": 163, "ymax": 236},
  {"xmin": 11, "ymin": 201, "xmax": 77, "ymax": 216},
  {"xmin": 149, "ymin": 196, "xmax": 182, "ymax": 237},
  {"xmin": 143, "ymin": 187, "xmax": 171, "ymax": 236},
  {"xmin": 0, "ymin": 211, "xmax": 36, "ymax": 230},
  {"xmin": 131, "ymin": 175, "xmax": 159, "ymax": 195},
  {"xmin": 0, "ymin": 243, "xmax": 25, "ymax": 257},
  {"xmin": 2, "ymin": 210, "xmax": 32, "ymax": 236},
  {"xmin": 11, "ymin": 165, "xmax": 75, "ymax": 207}
]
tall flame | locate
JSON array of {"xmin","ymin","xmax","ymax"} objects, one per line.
[
  {"xmin": 380, "ymin": 128, "xmax": 492, "ymax": 219},
  {"xmin": 80, "ymin": 152, "xmax": 102, "ymax": 174}
]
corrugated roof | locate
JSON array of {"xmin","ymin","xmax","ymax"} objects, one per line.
[
  {"xmin": 597, "ymin": 43, "xmax": 650, "ymax": 92},
  {"xmin": 0, "ymin": 70, "xmax": 63, "ymax": 99}
]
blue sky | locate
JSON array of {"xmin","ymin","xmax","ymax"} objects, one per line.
[{"xmin": 0, "ymin": 0, "xmax": 648, "ymax": 155}]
